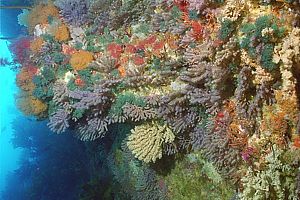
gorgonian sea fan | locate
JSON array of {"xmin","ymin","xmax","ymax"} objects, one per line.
[
  {"xmin": 54, "ymin": 0, "xmax": 90, "ymax": 27},
  {"xmin": 9, "ymin": 37, "xmax": 31, "ymax": 65}
]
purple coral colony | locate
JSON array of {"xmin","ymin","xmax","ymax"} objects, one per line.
[{"xmin": 10, "ymin": 0, "xmax": 300, "ymax": 199}]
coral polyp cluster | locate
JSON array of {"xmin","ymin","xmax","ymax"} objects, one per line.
[{"xmin": 11, "ymin": 0, "xmax": 300, "ymax": 199}]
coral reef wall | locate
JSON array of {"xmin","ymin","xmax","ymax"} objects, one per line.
[{"xmin": 10, "ymin": 0, "xmax": 300, "ymax": 199}]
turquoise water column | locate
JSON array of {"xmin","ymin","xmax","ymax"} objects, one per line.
[{"xmin": 0, "ymin": 37, "xmax": 21, "ymax": 193}]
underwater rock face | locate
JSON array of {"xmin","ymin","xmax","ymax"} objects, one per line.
[{"xmin": 9, "ymin": 0, "xmax": 300, "ymax": 199}]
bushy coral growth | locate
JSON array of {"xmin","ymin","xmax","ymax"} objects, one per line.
[
  {"xmin": 54, "ymin": 23, "xmax": 70, "ymax": 42},
  {"xmin": 240, "ymin": 146, "xmax": 298, "ymax": 200},
  {"xmin": 54, "ymin": 0, "xmax": 90, "ymax": 27},
  {"xmin": 27, "ymin": 3, "xmax": 59, "ymax": 33},
  {"xmin": 30, "ymin": 37, "xmax": 44, "ymax": 53},
  {"xmin": 70, "ymin": 50, "xmax": 94, "ymax": 70},
  {"xmin": 240, "ymin": 15, "xmax": 285, "ymax": 71},
  {"xmin": 165, "ymin": 151, "xmax": 235, "ymax": 200},
  {"xmin": 9, "ymin": 37, "xmax": 30, "ymax": 65},
  {"xmin": 16, "ymin": 91, "xmax": 47, "ymax": 117},
  {"xmin": 16, "ymin": 67, "xmax": 37, "ymax": 91}
]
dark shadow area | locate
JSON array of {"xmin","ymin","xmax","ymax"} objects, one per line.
[{"xmin": 1, "ymin": 117, "xmax": 90, "ymax": 200}]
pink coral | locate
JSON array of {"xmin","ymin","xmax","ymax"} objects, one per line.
[
  {"xmin": 188, "ymin": 0, "xmax": 207, "ymax": 11},
  {"xmin": 9, "ymin": 37, "xmax": 30, "ymax": 65}
]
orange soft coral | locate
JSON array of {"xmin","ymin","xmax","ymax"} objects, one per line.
[
  {"xmin": 16, "ymin": 91, "xmax": 47, "ymax": 116},
  {"xmin": 16, "ymin": 67, "xmax": 37, "ymax": 91},
  {"xmin": 223, "ymin": 100, "xmax": 250, "ymax": 150},
  {"xmin": 293, "ymin": 136, "xmax": 300, "ymax": 148},
  {"xmin": 117, "ymin": 65, "xmax": 126, "ymax": 77},
  {"xmin": 275, "ymin": 91, "xmax": 299, "ymax": 123},
  {"xmin": 30, "ymin": 37, "xmax": 44, "ymax": 53},
  {"xmin": 28, "ymin": 3, "xmax": 59, "ymax": 33},
  {"xmin": 54, "ymin": 23, "xmax": 70, "ymax": 42},
  {"xmin": 70, "ymin": 50, "xmax": 94, "ymax": 70}
]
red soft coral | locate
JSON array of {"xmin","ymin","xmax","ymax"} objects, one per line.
[
  {"xmin": 107, "ymin": 43, "xmax": 123, "ymax": 59},
  {"xmin": 9, "ymin": 37, "xmax": 31, "ymax": 65}
]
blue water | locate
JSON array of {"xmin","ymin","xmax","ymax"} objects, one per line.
[
  {"xmin": 0, "ymin": 3, "xmax": 90, "ymax": 199},
  {"xmin": 0, "ymin": 37, "xmax": 21, "ymax": 193}
]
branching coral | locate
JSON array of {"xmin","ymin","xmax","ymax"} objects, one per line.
[
  {"xmin": 187, "ymin": 0, "xmax": 210, "ymax": 11},
  {"xmin": 201, "ymin": 106, "xmax": 242, "ymax": 178},
  {"xmin": 123, "ymin": 103, "xmax": 157, "ymax": 122},
  {"xmin": 48, "ymin": 108, "xmax": 71, "ymax": 134},
  {"xmin": 127, "ymin": 122, "xmax": 175, "ymax": 163},
  {"xmin": 222, "ymin": 0, "xmax": 245, "ymax": 22},
  {"xmin": 106, "ymin": 92, "xmax": 147, "ymax": 123},
  {"xmin": 240, "ymin": 146, "xmax": 298, "ymax": 200},
  {"xmin": 181, "ymin": 41, "xmax": 223, "ymax": 114},
  {"xmin": 76, "ymin": 117, "xmax": 110, "ymax": 141},
  {"xmin": 273, "ymin": 27, "xmax": 300, "ymax": 99},
  {"xmin": 54, "ymin": 0, "xmax": 90, "ymax": 27},
  {"xmin": 89, "ymin": 55, "xmax": 117, "ymax": 74}
]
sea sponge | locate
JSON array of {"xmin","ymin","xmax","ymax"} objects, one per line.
[
  {"xmin": 127, "ymin": 122, "xmax": 175, "ymax": 163},
  {"xmin": 69, "ymin": 50, "xmax": 94, "ymax": 70},
  {"xmin": 54, "ymin": 23, "xmax": 70, "ymax": 42},
  {"xmin": 30, "ymin": 37, "xmax": 44, "ymax": 53}
]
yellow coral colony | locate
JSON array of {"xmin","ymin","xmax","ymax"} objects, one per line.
[
  {"xmin": 30, "ymin": 37, "xmax": 44, "ymax": 53},
  {"xmin": 16, "ymin": 92, "xmax": 47, "ymax": 116},
  {"xmin": 28, "ymin": 3, "xmax": 59, "ymax": 33},
  {"xmin": 54, "ymin": 23, "xmax": 70, "ymax": 42},
  {"xmin": 70, "ymin": 50, "xmax": 94, "ymax": 71},
  {"xmin": 16, "ymin": 68, "xmax": 36, "ymax": 92},
  {"xmin": 127, "ymin": 122, "xmax": 175, "ymax": 163}
]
